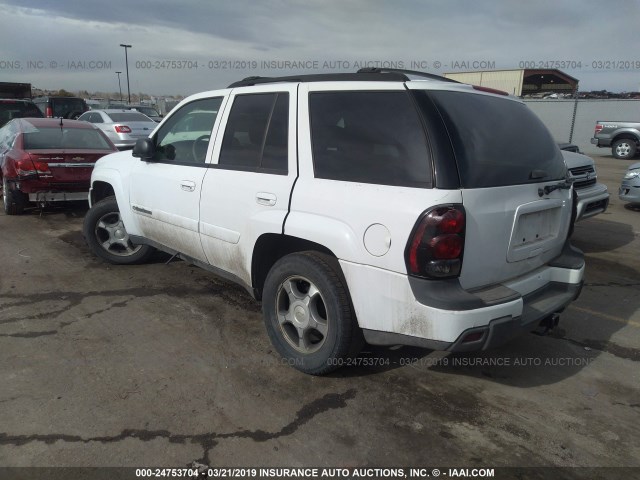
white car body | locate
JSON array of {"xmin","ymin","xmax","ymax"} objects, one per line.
[{"xmin": 86, "ymin": 72, "xmax": 585, "ymax": 372}]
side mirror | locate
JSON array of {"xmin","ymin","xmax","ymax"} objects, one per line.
[{"xmin": 132, "ymin": 138, "xmax": 155, "ymax": 160}]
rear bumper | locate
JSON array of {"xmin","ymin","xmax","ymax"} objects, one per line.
[
  {"xmin": 4, "ymin": 178, "xmax": 89, "ymax": 204},
  {"xmin": 575, "ymin": 183, "xmax": 609, "ymax": 221},
  {"xmin": 28, "ymin": 191, "xmax": 89, "ymax": 203},
  {"xmin": 591, "ymin": 137, "xmax": 609, "ymax": 147},
  {"xmin": 114, "ymin": 140, "xmax": 136, "ymax": 150},
  {"xmin": 444, "ymin": 281, "xmax": 582, "ymax": 352},
  {"xmin": 344, "ymin": 242, "xmax": 584, "ymax": 351}
]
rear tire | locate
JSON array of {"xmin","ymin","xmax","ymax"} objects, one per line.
[
  {"xmin": 612, "ymin": 139, "xmax": 637, "ymax": 159},
  {"xmin": 2, "ymin": 177, "xmax": 26, "ymax": 215},
  {"xmin": 83, "ymin": 196, "xmax": 154, "ymax": 264},
  {"xmin": 262, "ymin": 251, "xmax": 363, "ymax": 375}
]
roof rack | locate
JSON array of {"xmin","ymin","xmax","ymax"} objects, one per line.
[
  {"xmin": 356, "ymin": 67, "xmax": 459, "ymax": 83},
  {"xmin": 227, "ymin": 68, "xmax": 457, "ymax": 88}
]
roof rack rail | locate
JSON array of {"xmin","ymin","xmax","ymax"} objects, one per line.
[
  {"xmin": 227, "ymin": 68, "xmax": 455, "ymax": 88},
  {"xmin": 356, "ymin": 67, "xmax": 459, "ymax": 83}
]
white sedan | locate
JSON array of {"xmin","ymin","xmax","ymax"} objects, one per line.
[{"xmin": 77, "ymin": 109, "xmax": 156, "ymax": 150}]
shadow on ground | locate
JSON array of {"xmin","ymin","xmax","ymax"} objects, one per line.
[{"xmin": 572, "ymin": 217, "xmax": 636, "ymax": 253}]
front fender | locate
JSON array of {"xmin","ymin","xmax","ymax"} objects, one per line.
[{"xmin": 89, "ymin": 154, "xmax": 141, "ymax": 236}]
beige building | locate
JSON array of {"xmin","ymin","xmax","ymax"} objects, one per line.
[{"xmin": 443, "ymin": 69, "xmax": 579, "ymax": 97}]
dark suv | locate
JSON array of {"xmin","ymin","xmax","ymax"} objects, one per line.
[
  {"xmin": 0, "ymin": 99, "xmax": 43, "ymax": 127},
  {"xmin": 33, "ymin": 96, "xmax": 89, "ymax": 119}
]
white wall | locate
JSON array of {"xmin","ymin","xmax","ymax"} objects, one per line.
[{"xmin": 524, "ymin": 99, "xmax": 640, "ymax": 155}]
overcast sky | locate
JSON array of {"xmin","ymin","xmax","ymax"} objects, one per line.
[{"xmin": 1, "ymin": 0, "xmax": 638, "ymax": 97}]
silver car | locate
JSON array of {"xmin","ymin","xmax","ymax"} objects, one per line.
[
  {"xmin": 619, "ymin": 162, "xmax": 640, "ymax": 204},
  {"xmin": 77, "ymin": 109, "xmax": 156, "ymax": 149}
]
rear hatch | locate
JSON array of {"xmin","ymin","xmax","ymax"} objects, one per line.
[
  {"xmin": 51, "ymin": 98, "xmax": 88, "ymax": 119},
  {"xmin": 23, "ymin": 126, "xmax": 114, "ymax": 186},
  {"xmin": 414, "ymin": 87, "xmax": 572, "ymax": 290}
]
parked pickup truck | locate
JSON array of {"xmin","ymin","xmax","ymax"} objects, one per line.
[{"xmin": 591, "ymin": 121, "xmax": 640, "ymax": 159}]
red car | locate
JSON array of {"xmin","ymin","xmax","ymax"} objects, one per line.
[{"xmin": 0, "ymin": 118, "xmax": 117, "ymax": 214}]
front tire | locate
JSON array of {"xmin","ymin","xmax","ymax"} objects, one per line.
[
  {"xmin": 2, "ymin": 177, "xmax": 26, "ymax": 215},
  {"xmin": 612, "ymin": 139, "xmax": 637, "ymax": 159},
  {"xmin": 262, "ymin": 251, "xmax": 362, "ymax": 375},
  {"xmin": 83, "ymin": 196, "xmax": 154, "ymax": 264}
]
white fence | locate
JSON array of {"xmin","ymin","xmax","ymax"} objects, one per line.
[{"xmin": 524, "ymin": 99, "xmax": 640, "ymax": 155}]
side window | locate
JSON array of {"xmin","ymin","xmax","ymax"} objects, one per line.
[
  {"xmin": 218, "ymin": 93, "xmax": 288, "ymax": 174},
  {"xmin": 309, "ymin": 91, "xmax": 432, "ymax": 188},
  {"xmin": 154, "ymin": 97, "xmax": 222, "ymax": 164},
  {"xmin": 91, "ymin": 113, "xmax": 103, "ymax": 123}
]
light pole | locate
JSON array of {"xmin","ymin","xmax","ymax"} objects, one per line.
[
  {"xmin": 119, "ymin": 44, "xmax": 132, "ymax": 104},
  {"xmin": 115, "ymin": 71, "xmax": 123, "ymax": 102}
]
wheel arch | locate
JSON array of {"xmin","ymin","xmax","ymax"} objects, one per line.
[
  {"xmin": 89, "ymin": 181, "xmax": 115, "ymax": 205},
  {"xmin": 88, "ymin": 168, "xmax": 139, "ymax": 236},
  {"xmin": 612, "ymin": 132, "xmax": 640, "ymax": 144},
  {"xmin": 251, "ymin": 233, "xmax": 337, "ymax": 300}
]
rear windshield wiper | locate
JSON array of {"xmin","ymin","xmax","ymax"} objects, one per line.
[
  {"xmin": 538, "ymin": 180, "xmax": 573, "ymax": 197},
  {"xmin": 531, "ymin": 170, "xmax": 574, "ymax": 196}
]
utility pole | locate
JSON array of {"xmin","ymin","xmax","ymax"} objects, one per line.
[
  {"xmin": 119, "ymin": 44, "xmax": 132, "ymax": 104},
  {"xmin": 116, "ymin": 71, "xmax": 123, "ymax": 102}
]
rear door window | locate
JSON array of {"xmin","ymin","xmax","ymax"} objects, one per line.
[
  {"xmin": 423, "ymin": 91, "xmax": 566, "ymax": 188},
  {"xmin": 309, "ymin": 91, "xmax": 431, "ymax": 188}
]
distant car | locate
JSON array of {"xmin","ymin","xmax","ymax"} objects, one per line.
[
  {"xmin": 77, "ymin": 109, "xmax": 156, "ymax": 149},
  {"xmin": 557, "ymin": 142, "xmax": 580, "ymax": 153},
  {"xmin": 124, "ymin": 105, "xmax": 163, "ymax": 122},
  {"xmin": 0, "ymin": 99, "xmax": 43, "ymax": 127},
  {"xmin": 32, "ymin": 96, "xmax": 89, "ymax": 119},
  {"xmin": 0, "ymin": 118, "xmax": 117, "ymax": 214},
  {"xmin": 619, "ymin": 162, "xmax": 640, "ymax": 204},
  {"xmin": 561, "ymin": 150, "xmax": 609, "ymax": 221}
]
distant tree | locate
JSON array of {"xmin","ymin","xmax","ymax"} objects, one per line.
[{"xmin": 55, "ymin": 89, "xmax": 74, "ymax": 97}]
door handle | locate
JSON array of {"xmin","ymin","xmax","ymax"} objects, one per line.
[
  {"xmin": 180, "ymin": 180, "xmax": 196, "ymax": 192},
  {"xmin": 256, "ymin": 192, "xmax": 277, "ymax": 206}
]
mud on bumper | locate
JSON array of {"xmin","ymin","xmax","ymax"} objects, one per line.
[{"xmin": 361, "ymin": 242, "xmax": 585, "ymax": 352}]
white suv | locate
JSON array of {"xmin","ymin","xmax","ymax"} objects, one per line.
[{"xmin": 83, "ymin": 69, "xmax": 584, "ymax": 375}]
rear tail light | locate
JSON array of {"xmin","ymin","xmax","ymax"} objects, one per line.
[
  {"xmin": 34, "ymin": 161, "xmax": 52, "ymax": 176},
  {"xmin": 15, "ymin": 158, "xmax": 38, "ymax": 178},
  {"xmin": 45, "ymin": 106, "xmax": 53, "ymax": 118},
  {"xmin": 405, "ymin": 205, "xmax": 465, "ymax": 279},
  {"xmin": 594, "ymin": 124, "xmax": 603, "ymax": 135},
  {"xmin": 114, "ymin": 125, "xmax": 132, "ymax": 133}
]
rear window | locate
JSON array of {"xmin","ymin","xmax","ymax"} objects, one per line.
[
  {"xmin": 107, "ymin": 112, "xmax": 152, "ymax": 122},
  {"xmin": 309, "ymin": 91, "xmax": 431, "ymax": 188},
  {"xmin": 425, "ymin": 91, "xmax": 565, "ymax": 188},
  {"xmin": 23, "ymin": 127, "xmax": 113, "ymax": 150},
  {"xmin": 51, "ymin": 99, "xmax": 87, "ymax": 118}
]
